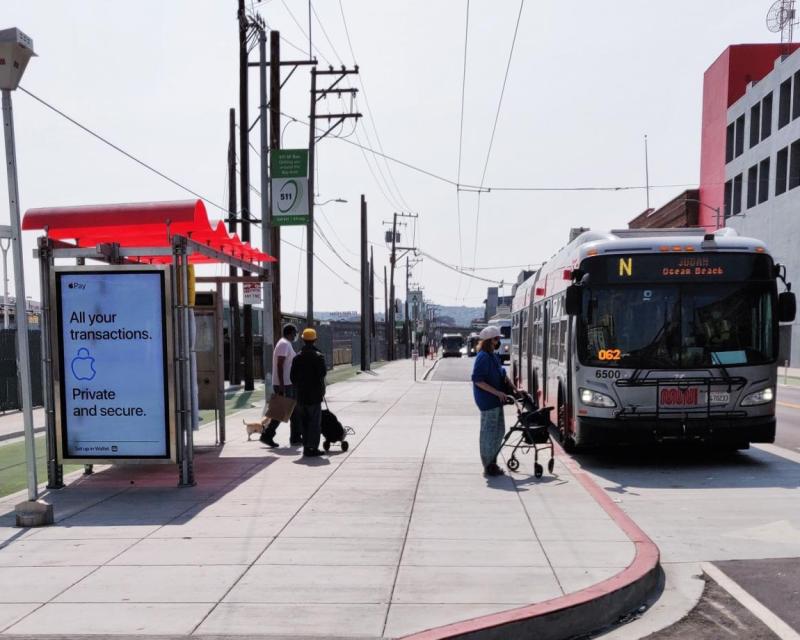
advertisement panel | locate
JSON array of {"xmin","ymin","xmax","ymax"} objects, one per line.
[
  {"xmin": 52, "ymin": 267, "xmax": 174, "ymax": 462},
  {"xmin": 271, "ymin": 148, "xmax": 309, "ymax": 226}
]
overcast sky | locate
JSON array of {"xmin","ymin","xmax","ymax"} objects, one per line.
[{"xmin": 0, "ymin": 0, "xmax": 785, "ymax": 312}]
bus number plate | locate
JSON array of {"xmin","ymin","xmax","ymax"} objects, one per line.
[{"xmin": 659, "ymin": 387, "xmax": 700, "ymax": 407}]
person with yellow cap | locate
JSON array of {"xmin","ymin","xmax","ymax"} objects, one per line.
[{"xmin": 289, "ymin": 327, "xmax": 328, "ymax": 457}]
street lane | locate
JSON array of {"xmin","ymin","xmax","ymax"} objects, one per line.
[{"xmin": 776, "ymin": 384, "xmax": 800, "ymax": 453}]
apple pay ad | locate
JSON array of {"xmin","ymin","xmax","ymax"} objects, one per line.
[{"xmin": 57, "ymin": 270, "xmax": 170, "ymax": 458}]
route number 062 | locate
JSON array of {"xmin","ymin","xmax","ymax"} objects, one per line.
[{"xmin": 597, "ymin": 349, "xmax": 621, "ymax": 361}]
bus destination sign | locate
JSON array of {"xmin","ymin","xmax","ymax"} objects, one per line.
[{"xmin": 589, "ymin": 253, "xmax": 773, "ymax": 284}]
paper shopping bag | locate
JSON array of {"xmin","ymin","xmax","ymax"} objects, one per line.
[{"xmin": 265, "ymin": 393, "xmax": 297, "ymax": 422}]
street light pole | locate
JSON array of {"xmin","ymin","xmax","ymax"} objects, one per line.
[
  {"xmin": 0, "ymin": 237, "xmax": 10, "ymax": 328},
  {"xmin": 2, "ymin": 88, "xmax": 37, "ymax": 501}
]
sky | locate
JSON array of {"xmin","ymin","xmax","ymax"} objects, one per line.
[{"xmin": 0, "ymin": 0, "xmax": 787, "ymax": 313}]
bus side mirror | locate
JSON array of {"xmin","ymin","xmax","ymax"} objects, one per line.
[
  {"xmin": 565, "ymin": 285, "xmax": 582, "ymax": 316},
  {"xmin": 779, "ymin": 291, "xmax": 796, "ymax": 323}
]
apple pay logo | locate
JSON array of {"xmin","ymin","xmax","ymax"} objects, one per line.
[{"xmin": 67, "ymin": 282, "xmax": 86, "ymax": 290}]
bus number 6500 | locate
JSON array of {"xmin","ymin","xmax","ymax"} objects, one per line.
[{"xmin": 595, "ymin": 369, "xmax": 623, "ymax": 379}]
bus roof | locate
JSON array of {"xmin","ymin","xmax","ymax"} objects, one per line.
[{"xmin": 511, "ymin": 227, "xmax": 771, "ymax": 313}]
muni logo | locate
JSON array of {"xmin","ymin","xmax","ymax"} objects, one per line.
[{"xmin": 618, "ymin": 257, "xmax": 633, "ymax": 277}]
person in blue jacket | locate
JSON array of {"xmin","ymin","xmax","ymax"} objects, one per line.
[{"xmin": 471, "ymin": 325, "xmax": 518, "ymax": 476}]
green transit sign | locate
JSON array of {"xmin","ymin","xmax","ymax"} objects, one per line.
[{"xmin": 271, "ymin": 149, "xmax": 309, "ymax": 226}]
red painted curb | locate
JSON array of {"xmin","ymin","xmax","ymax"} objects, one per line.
[{"xmin": 399, "ymin": 442, "xmax": 660, "ymax": 640}]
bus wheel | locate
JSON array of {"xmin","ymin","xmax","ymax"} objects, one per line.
[{"xmin": 558, "ymin": 391, "xmax": 577, "ymax": 453}]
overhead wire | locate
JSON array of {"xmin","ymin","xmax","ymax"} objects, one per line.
[
  {"xmin": 454, "ymin": 0, "xmax": 471, "ymax": 300},
  {"xmin": 337, "ymin": 0, "xmax": 414, "ymax": 212},
  {"xmin": 467, "ymin": 0, "xmax": 526, "ymax": 301},
  {"xmin": 19, "ymin": 87, "xmax": 230, "ymax": 215}
]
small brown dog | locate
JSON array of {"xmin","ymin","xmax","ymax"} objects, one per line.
[{"xmin": 243, "ymin": 417, "xmax": 268, "ymax": 440}]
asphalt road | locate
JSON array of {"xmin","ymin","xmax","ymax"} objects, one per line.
[
  {"xmin": 434, "ymin": 356, "xmax": 800, "ymax": 638},
  {"xmin": 776, "ymin": 383, "xmax": 800, "ymax": 453},
  {"xmin": 431, "ymin": 355, "xmax": 477, "ymax": 381}
]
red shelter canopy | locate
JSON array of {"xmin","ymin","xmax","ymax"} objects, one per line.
[{"xmin": 22, "ymin": 200, "xmax": 275, "ymax": 265}]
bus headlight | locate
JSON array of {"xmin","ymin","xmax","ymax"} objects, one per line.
[
  {"xmin": 741, "ymin": 387, "xmax": 774, "ymax": 406},
  {"xmin": 579, "ymin": 388, "xmax": 616, "ymax": 408},
  {"xmin": 504, "ymin": 345, "xmax": 509, "ymax": 352}
]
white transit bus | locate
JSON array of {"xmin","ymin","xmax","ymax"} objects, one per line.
[
  {"xmin": 510, "ymin": 228, "xmax": 796, "ymax": 450},
  {"xmin": 488, "ymin": 317, "xmax": 512, "ymax": 362}
]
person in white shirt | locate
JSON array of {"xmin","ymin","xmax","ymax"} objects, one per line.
[{"xmin": 261, "ymin": 324, "xmax": 301, "ymax": 447}]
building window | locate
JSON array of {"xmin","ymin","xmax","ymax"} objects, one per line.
[
  {"xmin": 790, "ymin": 139, "xmax": 800, "ymax": 190},
  {"xmin": 726, "ymin": 123, "xmax": 735, "ymax": 163},
  {"xmin": 794, "ymin": 71, "xmax": 800, "ymax": 120},
  {"xmin": 735, "ymin": 114, "xmax": 745, "ymax": 157},
  {"xmin": 780, "ymin": 78, "xmax": 792, "ymax": 128},
  {"xmin": 762, "ymin": 92, "xmax": 774, "ymax": 140},
  {"xmin": 777, "ymin": 146, "xmax": 789, "ymax": 195},
  {"xmin": 724, "ymin": 180, "xmax": 732, "ymax": 218},
  {"xmin": 750, "ymin": 103, "xmax": 762, "ymax": 147},
  {"xmin": 733, "ymin": 173, "xmax": 743, "ymax": 215},
  {"xmin": 747, "ymin": 165, "xmax": 758, "ymax": 209},
  {"xmin": 759, "ymin": 158, "xmax": 770, "ymax": 204}
]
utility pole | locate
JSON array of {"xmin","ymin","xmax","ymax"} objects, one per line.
[
  {"xmin": 258, "ymin": 25, "xmax": 274, "ymax": 384},
  {"xmin": 405, "ymin": 256, "xmax": 410, "ymax": 355},
  {"xmin": 383, "ymin": 265, "xmax": 388, "ymax": 360},
  {"xmin": 227, "ymin": 108, "xmax": 241, "ymax": 385},
  {"xmin": 307, "ymin": 66, "xmax": 317, "ymax": 327},
  {"xmin": 268, "ymin": 30, "xmax": 282, "ymax": 348},
  {"xmin": 360, "ymin": 195, "xmax": 369, "ymax": 371},
  {"xmin": 307, "ymin": 65, "xmax": 361, "ymax": 326},
  {"xmin": 384, "ymin": 212, "xmax": 417, "ymax": 360},
  {"xmin": 388, "ymin": 212, "xmax": 397, "ymax": 360},
  {"xmin": 369, "ymin": 246, "xmax": 375, "ymax": 360},
  {"xmin": 238, "ymin": 0, "xmax": 254, "ymax": 391}
]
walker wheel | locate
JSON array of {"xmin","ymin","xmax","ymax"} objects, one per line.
[
  {"xmin": 534, "ymin": 463, "xmax": 544, "ymax": 478},
  {"xmin": 323, "ymin": 441, "xmax": 331, "ymax": 451},
  {"xmin": 548, "ymin": 458, "xmax": 555, "ymax": 474},
  {"xmin": 341, "ymin": 440, "xmax": 349, "ymax": 452},
  {"xmin": 507, "ymin": 457, "xmax": 520, "ymax": 472}
]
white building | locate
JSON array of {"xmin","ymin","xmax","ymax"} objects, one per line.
[{"xmin": 724, "ymin": 48, "xmax": 800, "ymax": 365}]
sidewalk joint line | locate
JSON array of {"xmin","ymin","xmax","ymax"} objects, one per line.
[
  {"xmin": 507, "ymin": 441, "xmax": 567, "ymax": 595},
  {"xmin": 380, "ymin": 381, "xmax": 443, "ymax": 637},
  {"xmin": 189, "ymin": 371, "xmax": 420, "ymax": 636}
]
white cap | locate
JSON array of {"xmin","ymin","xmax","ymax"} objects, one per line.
[{"xmin": 479, "ymin": 326, "xmax": 502, "ymax": 340}]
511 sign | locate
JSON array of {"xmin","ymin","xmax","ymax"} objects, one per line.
[{"xmin": 270, "ymin": 149, "xmax": 309, "ymax": 226}]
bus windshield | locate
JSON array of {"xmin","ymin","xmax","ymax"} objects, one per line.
[
  {"xmin": 499, "ymin": 326, "xmax": 511, "ymax": 339},
  {"xmin": 578, "ymin": 282, "xmax": 776, "ymax": 368}
]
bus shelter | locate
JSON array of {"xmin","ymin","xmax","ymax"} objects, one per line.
[{"xmin": 22, "ymin": 200, "xmax": 273, "ymax": 488}]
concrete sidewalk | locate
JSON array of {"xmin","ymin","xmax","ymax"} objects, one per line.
[{"xmin": 0, "ymin": 360, "xmax": 643, "ymax": 638}]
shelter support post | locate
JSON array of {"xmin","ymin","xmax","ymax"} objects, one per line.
[
  {"xmin": 173, "ymin": 237, "xmax": 195, "ymax": 487},
  {"xmin": 216, "ymin": 281, "xmax": 226, "ymax": 445},
  {"xmin": 38, "ymin": 238, "xmax": 62, "ymax": 490}
]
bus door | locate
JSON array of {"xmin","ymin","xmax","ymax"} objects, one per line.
[
  {"xmin": 527, "ymin": 301, "xmax": 535, "ymax": 395},
  {"xmin": 541, "ymin": 300, "xmax": 551, "ymax": 401}
]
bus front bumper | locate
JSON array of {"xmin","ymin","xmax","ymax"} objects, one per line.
[{"xmin": 577, "ymin": 415, "xmax": 776, "ymax": 446}]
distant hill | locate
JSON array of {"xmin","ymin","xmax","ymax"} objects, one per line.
[{"xmin": 434, "ymin": 305, "xmax": 483, "ymax": 327}]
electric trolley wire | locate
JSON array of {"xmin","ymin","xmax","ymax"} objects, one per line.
[
  {"xmin": 19, "ymin": 87, "xmax": 230, "ymax": 215},
  {"xmin": 417, "ymin": 250, "xmax": 504, "ymax": 285},
  {"xmin": 454, "ymin": 0, "xmax": 471, "ymax": 300},
  {"xmin": 337, "ymin": 0, "xmax": 414, "ymax": 212},
  {"xmin": 22, "ymin": 86, "xmax": 360, "ymax": 296},
  {"xmin": 468, "ymin": 0, "xmax": 525, "ymax": 301}
]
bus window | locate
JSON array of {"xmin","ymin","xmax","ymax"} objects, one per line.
[
  {"xmin": 559, "ymin": 319, "xmax": 568, "ymax": 362},
  {"xmin": 550, "ymin": 320, "xmax": 560, "ymax": 361}
]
